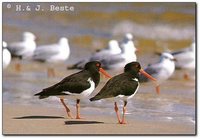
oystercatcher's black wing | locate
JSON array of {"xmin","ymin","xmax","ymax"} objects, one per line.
[
  {"xmin": 35, "ymin": 70, "xmax": 91, "ymax": 99},
  {"xmin": 90, "ymin": 73, "xmax": 139, "ymax": 101}
]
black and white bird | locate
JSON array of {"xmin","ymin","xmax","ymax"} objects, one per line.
[
  {"xmin": 139, "ymin": 52, "xmax": 176, "ymax": 83},
  {"xmin": 90, "ymin": 62, "xmax": 158, "ymax": 124},
  {"xmin": 3, "ymin": 41, "xmax": 11, "ymax": 69},
  {"xmin": 35, "ymin": 61, "xmax": 111, "ymax": 119}
]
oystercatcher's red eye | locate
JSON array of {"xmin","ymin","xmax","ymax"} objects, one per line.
[{"xmin": 96, "ymin": 63, "xmax": 100, "ymax": 67}]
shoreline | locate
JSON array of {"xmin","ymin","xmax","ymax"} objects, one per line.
[{"xmin": 3, "ymin": 103, "xmax": 195, "ymax": 135}]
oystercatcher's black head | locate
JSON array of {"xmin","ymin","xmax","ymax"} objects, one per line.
[
  {"xmin": 84, "ymin": 61, "xmax": 111, "ymax": 78},
  {"xmin": 84, "ymin": 61, "xmax": 101, "ymax": 72},
  {"xmin": 125, "ymin": 61, "xmax": 160, "ymax": 94},
  {"xmin": 124, "ymin": 62, "xmax": 141, "ymax": 74}
]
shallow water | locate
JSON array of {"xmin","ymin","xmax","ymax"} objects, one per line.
[{"xmin": 2, "ymin": 2, "xmax": 196, "ymax": 130}]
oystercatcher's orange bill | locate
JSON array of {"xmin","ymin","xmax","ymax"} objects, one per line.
[
  {"xmin": 139, "ymin": 69, "xmax": 160, "ymax": 94},
  {"xmin": 139, "ymin": 69, "xmax": 156, "ymax": 81},
  {"xmin": 99, "ymin": 68, "xmax": 112, "ymax": 78}
]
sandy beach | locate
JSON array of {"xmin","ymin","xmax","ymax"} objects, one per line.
[{"xmin": 3, "ymin": 104, "xmax": 195, "ymax": 135}]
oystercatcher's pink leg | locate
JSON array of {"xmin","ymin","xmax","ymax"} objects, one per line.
[
  {"xmin": 120, "ymin": 101, "xmax": 127, "ymax": 124},
  {"xmin": 60, "ymin": 98, "xmax": 73, "ymax": 118},
  {"xmin": 114, "ymin": 102, "xmax": 121, "ymax": 124},
  {"xmin": 76, "ymin": 99, "xmax": 83, "ymax": 119}
]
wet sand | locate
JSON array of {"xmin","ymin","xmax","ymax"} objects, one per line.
[{"xmin": 3, "ymin": 104, "xmax": 195, "ymax": 135}]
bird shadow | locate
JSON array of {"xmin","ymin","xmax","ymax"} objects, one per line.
[
  {"xmin": 65, "ymin": 120, "xmax": 104, "ymax": 125},
  {"xmin": 13, "ymin": 116, "xmax": 104, "ymax": 125},
  {"xmin": 13, "ymin": 115, "xmax": 65, "ymax": 119}
]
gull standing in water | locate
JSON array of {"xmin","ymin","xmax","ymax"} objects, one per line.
[{"xmin": 33, "ymin": 37, "xmax": 70, "ymax": 77}]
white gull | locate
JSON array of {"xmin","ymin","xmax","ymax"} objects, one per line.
[
  {"xmin": 7, "ymin": 32, "xmax": 36, "ymax": 59},
  {"xmin": 99, "ymin": 33, "xmax": 137, "ymax": 69},
  {"xmin": 139, "ymin": 52, "xmax": 176, "ymax": 83},
  {"xmin": 68, "ymin": 39, "xmax": 121, "ymax": 69},
  {"xmin": 33, "ymin": 37, "xmax": 70, "ymax": 62},
  {"xmin": 3, "ymin": 41, "xmax": 11, "ymax": 69},
  {"xmin": 172, "ymin": 42, "xmax": 195, "ymax": 70}
]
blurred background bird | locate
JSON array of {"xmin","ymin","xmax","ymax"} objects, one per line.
[
  {"xmin": 33, "ymin": 37, "xmax": 70, "ymax": 77},
  {"xmin": 3, "ymin": 41, "xmax": 11, "ymax": 69},
  {"xmin": 68, "ymin": 33, "xmax": 138, "ymax": 70},
  {"xmin": 7, "ymin": 32, "xmax": 37, "ymax": 72},
  {"xmin": 139, "ymin": 52, "xmax": 176, "ymax": 84},
  {"xmin": 99, "ymin": 33, "xmax": 138, "ymax": 70},
  {"xmin": 67, "ymin": 39, "xmax": 121, "ymax": 69},
  {"xmin": 7, "ymin": 32, "xmax": 36, "ymax": 59},
  {"xmin": 171, "ymin": 41, "xmax": 195, "ymax": 80}
]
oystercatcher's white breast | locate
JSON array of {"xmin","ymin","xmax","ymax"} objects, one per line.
[{"xmin": 81, "ymin": 78, "xmax": 95, "ymax": 97}]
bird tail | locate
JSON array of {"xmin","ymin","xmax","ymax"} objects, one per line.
[
  {"xmin": 89, "ymin": 96, "xmax": 100, "ymax": 101},
  {"xmin": 34, "ymin": 91, "xmax": 48, "ymax": 99}
]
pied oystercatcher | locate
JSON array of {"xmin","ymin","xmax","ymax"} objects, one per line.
[
  {"xmin": 35, "ymin": 61, "xmax": 111, "ymax": 119},
  {"xmin": 90, "ymin": 61, "xmax": 159, "ymax": 124}
]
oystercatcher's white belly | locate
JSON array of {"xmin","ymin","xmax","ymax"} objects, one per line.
[
  {"xmin": 58, "ymin": 78, "xmax": 95, "ymax": 100},
  {"xmin": 116, "ymin": 80, "xmax": 139, "ymax": 101}
]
